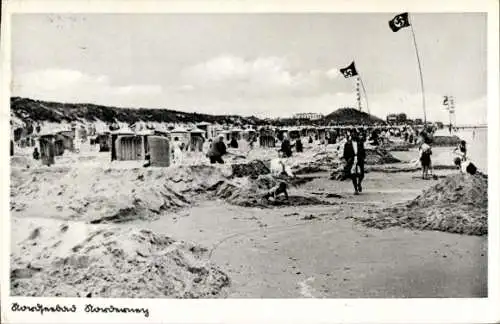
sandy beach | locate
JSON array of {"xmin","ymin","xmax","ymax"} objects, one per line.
[{"xmin": 10, "ymin": 130, "xmax": 488, "ymax": 298}]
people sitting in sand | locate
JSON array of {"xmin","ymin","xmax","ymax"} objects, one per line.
[
  {"xmin": 270, "ymin": 158, "xmax": 295, "ymax": 178},
  {"xmin": 419, "ymin": 140, "xmax": 432, "ymax": 180},
  {"xmin": 453, "ymin": 140, "xmax": 467, "ymax": 161},
  {"xmin": 280, "ymin": 133, "xmax": 294, "ymax": 158},
  {"xmin": 342, "ymin": 132, "xmax": 366, "ymax": 195},
  {"xmin": 207, "ymin": 135, "xmax": 227, "ymax": 164},
  {"xmin": 263, "ymin": 182, "xmax": 289, "ymax": 201},
  {"xmin": 32, "ymin": 147, "xmax": 40, "ymax": 160}
]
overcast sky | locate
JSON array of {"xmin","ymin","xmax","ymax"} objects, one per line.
[{"xmin": 11, "ymin": 13, "xmax": 487, "ymax": 124}]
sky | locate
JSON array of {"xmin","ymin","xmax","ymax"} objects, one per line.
[{"xmin": 11, "ymin": 13, "xmax": 487, "ymax": 124}]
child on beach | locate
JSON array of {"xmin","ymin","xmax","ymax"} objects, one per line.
[
  {"xmin": 453, "ymin": 140, "xmax": 467, "ymax": 161},
  {"xmin": 270, "ymin": 158, "xmax": 294, "ymax": 177},
  {"xmin": 419, "ymin": 141, "xmax": 432, "ymax": 179},
  {"xmin": 263, "ymin": 182, "xmax": 289, "ymax": 201}
]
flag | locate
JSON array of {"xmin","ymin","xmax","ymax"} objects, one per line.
[
  {"xmin": 389, "ymin": 13, "xmax": 410, "ymax": 32},
  {"xmin": 443, "ymin": 96, "xmax": 449, "ymax": 105},
  {"xmin": 340, "ymin": 61, "xmax": 358, "ymax": 78}
]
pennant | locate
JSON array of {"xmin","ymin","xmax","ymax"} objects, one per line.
[
  {"xmin": 340, "ymin": 61, "xmax": 358, "ymax": 78},
  {"xmin": 389, "ymin": 13, "xmax": 410, "ymax": 32}
]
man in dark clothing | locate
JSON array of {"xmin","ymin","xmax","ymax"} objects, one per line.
[
  {"xmin": 342, "ymin": 133, "xmax": 366, "ymax": 194},
  {"xmin": 33, "ymin": 147, "xmax": 40, "ymax": 160},
  {"xmin": 295, "ymin": 138, "xmax": 303, "ymax": 153},
  {"xmin": 280, "ymin": 134, "xmax": 293, "ymax": 157},
  {"xmin": 207, "ymin": 135, "xmax": 227, "ymax": 164},
  {"xmin": 354, "ymin": 134, "xmax": 366, "ymax": 193},
  {"xmin": 342, "ymin": 135, "xmax": 355, "ymax": 180},
  {"xmin": 229, "ymin": 137, "xmax": 239, "ymax": 149}
]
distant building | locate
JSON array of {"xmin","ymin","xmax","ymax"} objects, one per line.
[
  {"xmin": 387, "ymin": 113, "xmax": 407, "ymax": 124},
  {"xmin": 386, "ymin": 114, "xmax": 398, "ymax": 124},
  {"xmin": 293, "ymin": 113, "xmax": 324, "ymax": 120},
  {"xmin": 396, "ymin": 113, "xmax": 407, "ymax": 123}
]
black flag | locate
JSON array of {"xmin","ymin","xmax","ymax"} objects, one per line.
[
  {"xmin": 340, "ymin": 61, "xmax": 358, "ymax": 78},
  {"xmin": 389, "ymin": 13, "xmax": 410, "ymax": 32}
]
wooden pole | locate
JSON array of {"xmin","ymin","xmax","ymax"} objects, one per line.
[
  {"xmin": 409, "ymin": 16, "xmax": 427, "ymax": 125},
  {"xmin": 359, "ymin": 75, "xmax": 370, "ymax": 115}
]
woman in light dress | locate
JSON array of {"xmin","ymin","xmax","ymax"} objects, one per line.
[{"xmin": 171, "ymin": 137, "xmax": 183, "ymax": 165}]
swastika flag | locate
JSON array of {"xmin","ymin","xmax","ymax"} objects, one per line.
[
  {"xmin": 389, "ymin": 13, "xmax": 410, "ymax": 32},
  {"xmin": 340, "ymin": 61, "xmax": 358, "ymax": 78}
]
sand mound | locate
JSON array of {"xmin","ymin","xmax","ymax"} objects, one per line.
[
  {"xmin": 294, "ymin": 165, "xmax": 328, "ymax": 175},
  {"xmin": 327, "ymin": 149, "xmax": 400, "ymax": 180},
  {"xmin": 352, "ymin": 173, "xmax": 488, "ymax": 235},
  {"xmin": 231, "ymin": 160, "xmax": 270, "ymax": 178},
  {"xmin": 11, "ymin": 165, "xmax": 229, "ymax": 223},
  {"xmin": 292, "ymin": 151, "xmax": 341, "ymax": 175},
  {"xmin": 213, "ymin": 175, "xmax": 328, "ymax": 208},
  {"xmin": 10, "ymin": 218, "xmax": 230, "ymax": 298},
  {"xmin": 365, "ymin": 149, "xmax": 401, "ymax": 165}
]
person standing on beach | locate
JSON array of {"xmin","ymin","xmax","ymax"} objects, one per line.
[
  {"xmin": 172, "ymin": 137, "xmax": 183, "ymax": 165},
  {"xmin": 295, "ymin": 137, "xmax": 303, "ymax": 153},
  {"xmin": 419, "ymin": 140, "xmax": 432, "ymax": 179},
  {"xmin": 280, "ymin": 133, "xmax": 293, "ymax": 158},
  {"xmin": 342, "ymin": 133, "xmax": 364, "ymax": 194},
  {"xmin": 207, "ymin": 135, "xmax": 227, "ymax": 164},
  {"xmin": 354, "ymin": 133, "xmax": 366, "ymax": 193},
  {"xmin": 32, "ymin": 147, "xmax": 40, "ymax": 160},
  {"xmin": 229, "ymin": 136, "xmax": 239, "ymax": 149}
]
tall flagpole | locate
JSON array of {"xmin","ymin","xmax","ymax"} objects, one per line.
[
  {"xmin": 408, "ymin": 16, "xmax": 427, "ymax": 125},
  {"xmin": 355, "ymin": 76, "xmax": 362, "ymax": 111},
  {"xmin": 358, "ymin": 75, "xmax": 370, "ymax": 115}
]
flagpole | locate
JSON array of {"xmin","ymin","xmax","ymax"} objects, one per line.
[
  {"xmin": 355, "ymin": 76, "xmax": 362, "ymax": 111},
  {"xmin": 408, "ymin": 16, "xmax": 427, "ymax": 125},
  {"xmin": 358, "ymin": 75, "xmax": 370, "ymax": 115}
]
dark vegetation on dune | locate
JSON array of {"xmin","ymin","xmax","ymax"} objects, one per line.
[
  {"xmin": 10, "ymin": 97, "xmax": 265, "ymax": 125},
  {"xmin": 324, "ymin": 108, "xmax": 386, "ymax": 125},
  {"xmin": 11, "ymin": 97, "xmax": 387, "ymax": 127}
]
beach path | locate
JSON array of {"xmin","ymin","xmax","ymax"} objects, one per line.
[{"xmin": 131, "ymin": 170, "xmax": 487, "ymax": 298}]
